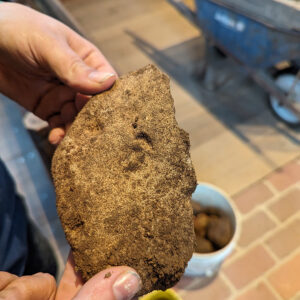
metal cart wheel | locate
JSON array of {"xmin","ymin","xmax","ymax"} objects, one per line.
[{"xmin": 268, "ymin": 69, "xmax": 300, "ymax": 127}]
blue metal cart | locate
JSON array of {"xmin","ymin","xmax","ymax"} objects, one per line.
[{"xmin": 167, "ymin": 0, "xmax": 300, "ymax": 126}]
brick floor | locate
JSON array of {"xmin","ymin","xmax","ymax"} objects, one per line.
[
  {"xmin": 267, "ymin": 161, "xmax": 300, "ymax": 191},
  {"xmin": 235, "ymin": 282, "xmax": 277, "ymax": 300},
  {"xmin": 266, "ymin": 218, "xmax": 300, "ymax": 259},
  {"xmin": 268, "ymin": 252, "xmax": 300, "ymax": 299},
  {"xmin": 238, "ymin": 210, "xmax": 275, "ymax": 247},
  {"xmin": 232, "ymin": 182, "xmax": 273, "ymax": 214},
  {"xmin": 268, "ymin": 187, "xmax": 300, "ymax": 222},
  {"xmin": 180, "ymin": 276, "xmax": 231, "ymax": 300},
  {"xmin": 223, "ymin": 245, "xmax": 275, "ymax": 289}
]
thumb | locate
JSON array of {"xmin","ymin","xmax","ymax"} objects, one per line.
[
  {"xmin": 73, "ymin": 267, "xmax": 142, "ymax": 300},
  {"xmin": 45, "ymin": 41, "xmax": 116, "ymax": 94}
]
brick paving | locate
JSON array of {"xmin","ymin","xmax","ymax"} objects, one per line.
[
  {"xmin": 269, "ymin": 252, "xmax": 300, "ymax": 300},
  {"xmin": 238, "ymin": 210, "xmax": 275, "ymax": 247},
  {"xmin": 232, "ymin": 182, "xmax": 274, "ymax": 214},
  {"xmin": 175, "ymin": 158, "xmax": 300, "ymax": 300},
  {"xmin": 269, "ymin": 188, "xmax": 300, "ymax": 222},
  {"xmin": 235, "ymin": 282, "xmax": 277, "ymax": 300}
]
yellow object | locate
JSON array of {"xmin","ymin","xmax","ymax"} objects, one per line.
[{"xmin": 139, "ymin": 289, "xmax": 182, "ymax": 300}]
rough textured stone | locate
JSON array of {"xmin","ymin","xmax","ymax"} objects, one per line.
[{"xmin": 52, "ymin": 65, "xmax": 197, "ymax": 295}]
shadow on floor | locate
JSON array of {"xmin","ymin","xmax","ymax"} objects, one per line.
[{"xmin": 126, "ymin": 30, "xmax": 300, "ymax": 168}]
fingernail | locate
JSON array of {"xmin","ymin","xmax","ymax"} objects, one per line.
[
  {"xmin": 50, "ymin": 137, "xmax": 61, "ymax": 145},
  {"xmin": 49, "ymin": 133, "xmax": 64, "ymax": 145},
  {"xmin": 88, "ymin": 71, "xmax": 115, "ymax": 83},
  {"xmin": 113, "ymin": 271, "xmax": 142, "ymax": 300}
]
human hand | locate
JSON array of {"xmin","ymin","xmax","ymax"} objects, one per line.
[
  {"xmin": 56, "ymin": 252, "xmax": 141, "ymax": 300},
  {"xmin": 0, "ymin": 3, "xmax": 117, "ymax": 145},
  {"xmin": 0, "ymin": 271, "xmax": 56, "ymax": 300},
  {"xmin": 0, "ymin": 252, "xmax": 141, "ymax": 300}
]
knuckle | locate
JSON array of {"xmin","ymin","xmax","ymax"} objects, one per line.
[
  {"xmin": 0, "ymin": 286, "xmax": 23, "ymax": 300},
  {"xmin": 0, "ymin": 271, "xmax": 18, "ymax": 284},
  {"xmin": 35, "ymin": 273, "xmax": 56, "ymax": 299},
  {"xmin": 37, "ymin": 273, "xmax": 56, "ymax": 287},
  {"xmin": 68, "ymin": 57, "xmax": 84, "ymax": 77},
  {"xmin": 0, "ymin": 273, "xmax": 56, "ymax": 300}
]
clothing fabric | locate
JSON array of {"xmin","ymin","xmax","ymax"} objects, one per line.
[{"xmin": 0, "ymin": 159, "xmax": 28, "ymax": 275}]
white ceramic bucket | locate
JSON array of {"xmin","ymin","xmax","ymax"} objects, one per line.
[{"xmin": 185, "ymin": 183, "xmax": 240, "ymax": 277}]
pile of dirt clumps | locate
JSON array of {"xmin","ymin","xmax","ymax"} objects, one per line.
[{"xmin": 192, "ymin": 202, "xmax": 233, "ymax": 253}]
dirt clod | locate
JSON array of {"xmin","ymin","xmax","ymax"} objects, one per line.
[
  {"xmin": 52, "ymin": 65, "xmax": 197, "ymax": 296},
  {"xmin": 207, "ymin": 216, "xmax": 232, "ymax": 249},
  {"xmin": 192, "ymin": 203, "xmax": 233, "ymax": 253}
]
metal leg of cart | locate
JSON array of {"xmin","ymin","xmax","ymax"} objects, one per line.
[
  {"xmin": 202, "ymin": 40, "xmax": 219, "ymax": 91},
  {"xmin": 201, "ymin": 39, "xmax": 238, "ymax": 91}
]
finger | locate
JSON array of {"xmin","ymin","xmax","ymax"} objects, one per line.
[
  {"xmin": 66, "ymin": 123, "xmax": 72, "ymax": 132},
  {"xmin": 55, "ymin": 252, "xmax": 84, "ymax": 300},
  {"xmin": 66, "ymin": 33, "xmax": 116, "ymax": 76},
  {"xmin": 48, "ymin": 127, "xmax": 65, "ymax": 145},
  {"xmin": 75, "ymin": 93, "xmax": 91, "ymax": 111},
  {"xmin": 72, "ymin": 267, "xmax": 142, "ymax": 300},
  {"xmin": 0, "ymin": 273, "xmax": 56, "ymax": 300},
  {"xmin": 45, "ymin": 39, "xmax": 116, "ymax": 95},
  {"xmin": 60, "ymin": 101, "xmax": 77, "ymax": 124},
  {"xmin": 80, "ymin": 46, "xmax": 117, "ymax": 76},
  {"xmin": 0, "ymin": 272, "xmax": 18, "ymax": 290},
  {"xmin": 34, "ymin": 85, "xmax": 76, "ymax": 120},
  {"xmin": 48, "ymin": 114, "xmax": 64, "ymax": 129}
]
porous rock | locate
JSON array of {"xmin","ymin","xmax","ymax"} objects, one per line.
[{"xmin": 52, "ymin": 65, "xmax": 197, "ymax": 295}]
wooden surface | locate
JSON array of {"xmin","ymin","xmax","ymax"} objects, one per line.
[{"xmin": 60, "ymin": 0, "xmax": 300, "ymax": 196}]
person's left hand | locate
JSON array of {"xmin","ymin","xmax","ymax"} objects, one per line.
[
  {"xmin": 0, "ymin": 3, "xmax": 117, "ymax": 145},
  {"xmin": 0, "ymin": 252, "xmax": 141, "ymax": 300}
]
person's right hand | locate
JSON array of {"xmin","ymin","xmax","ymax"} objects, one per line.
[
  {"xmin": 0, "ymin": 2, "xmax": 117, "ymax": 145},
  {"xmin": 0, "ymin": 253, "xmax": 142, "ymax": 300}
]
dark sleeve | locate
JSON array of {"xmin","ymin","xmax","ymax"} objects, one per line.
[{"xmin": 0, "ymin": 159, "xmax": 28, "ymax": 276}]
